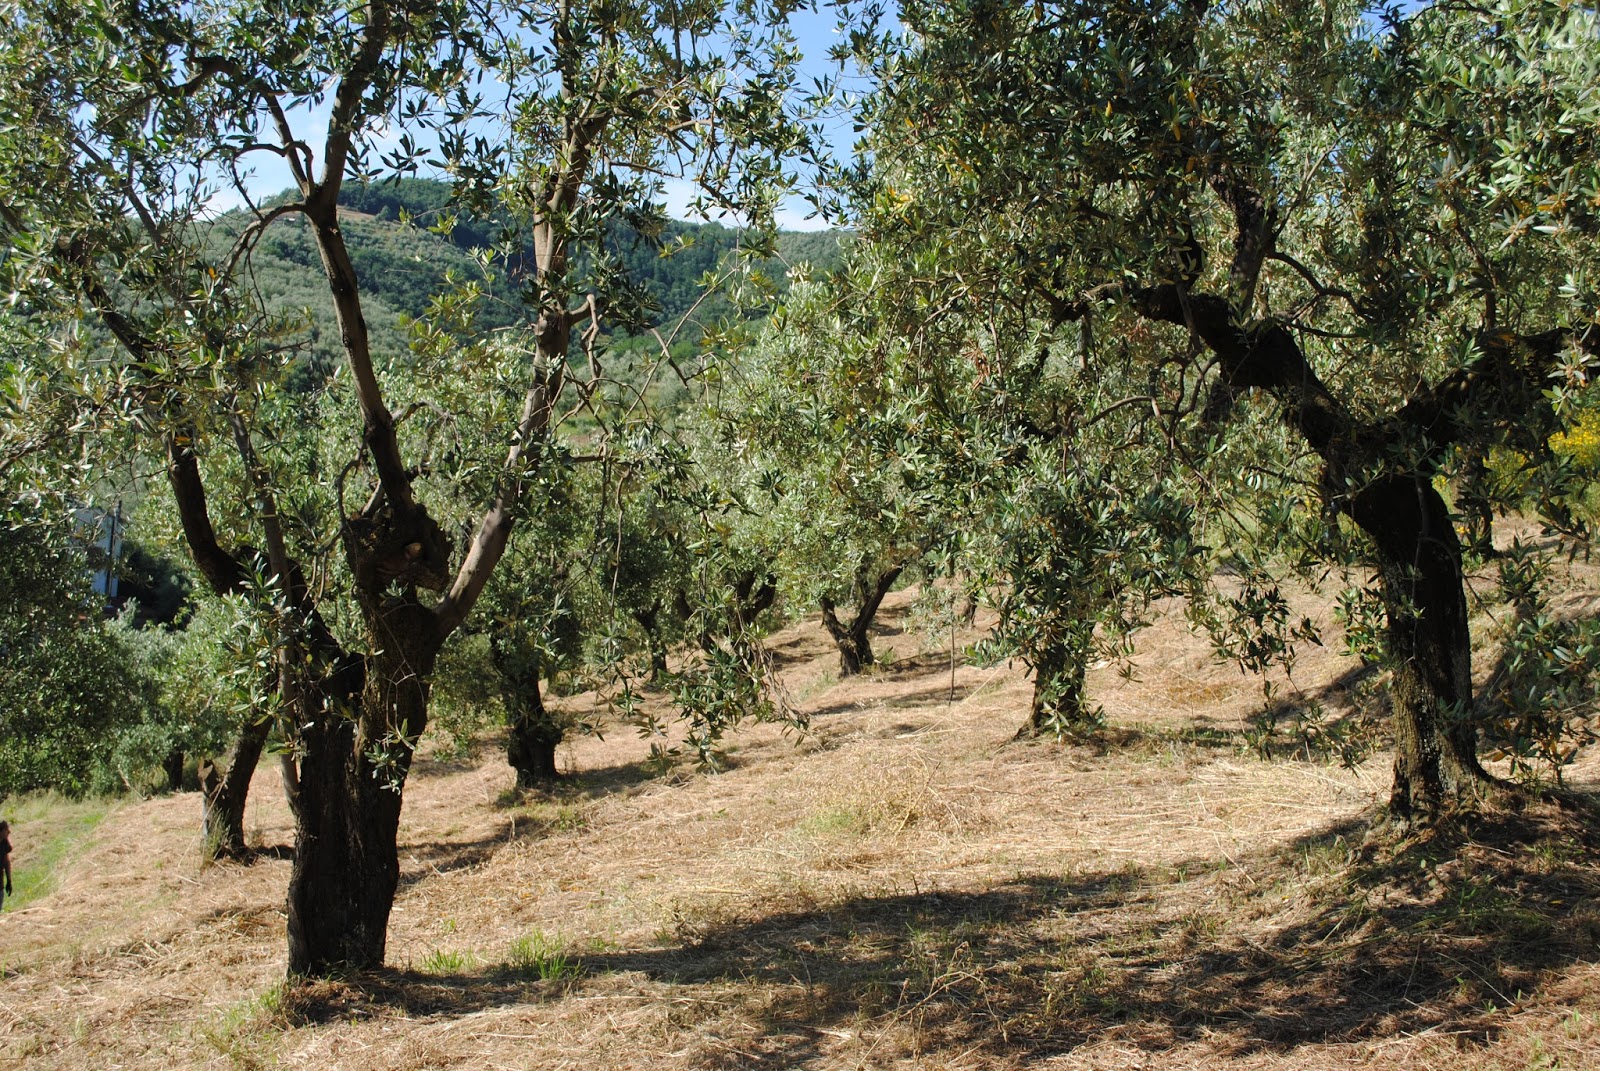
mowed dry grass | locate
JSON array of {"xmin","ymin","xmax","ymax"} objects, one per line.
[{"xmin": 4, "ymin": 577, "xmax": 1600, "ymax": 1071}]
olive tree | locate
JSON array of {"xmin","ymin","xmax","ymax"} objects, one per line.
[
  {"xmin": 723, "ymin": 270, "xmax": 941, "ymax": 677},
  {"xmin": 743, "ymin": 236, "xmax": 1196, "ymax": 733},
  {"xmin": 0, "ymin": 0, "xmax": 808, "ymax": 974},
  {"xmin": 844, "ymin": 0, "xmax": 1600, "ymax": 821}
]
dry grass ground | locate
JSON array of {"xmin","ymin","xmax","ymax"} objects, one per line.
[{"xmin": 3, "ymin": 566, "xmax": 1600, "ymax": 1070}]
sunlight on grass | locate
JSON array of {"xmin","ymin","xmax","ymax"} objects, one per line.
[
  {"xmin": 419, "ymin": 947, "xmax": 478, "ymax": 974},
  {"xmin": 505, "ymin": 930, "xmax": 581, "ymax": 982},
  {"xmin": 2, "ymin": 793, "xmax": 113, "ymax": 911},
  {"xmin": 198, "ymin": 982, "xmax": 287, "ymax": 1069}
]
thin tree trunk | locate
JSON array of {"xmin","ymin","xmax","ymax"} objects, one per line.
[
  {"xmin": 732, "ymin": 571, "xmax": 777, "ymax": 629},
  {"xmin": 279, "ymin": 755, "xmax": 302, "ymax": 820},
  {"xmin": 1458, "ymin": 445, "xmax": 1496, "ymax": 558},
  {"xmin": 197, "ymin": 717, "xmax": 271, "ymax": 859},
  {"xmin": 719, "ymin": 570, "xmax": 777, "ymax": 664}
]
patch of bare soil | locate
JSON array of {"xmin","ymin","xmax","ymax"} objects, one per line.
[{"xmin": 3, "ymin": 577, "xmax": 1600, "ymax": 1071}]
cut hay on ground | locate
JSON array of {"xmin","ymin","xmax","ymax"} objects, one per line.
[{"xmin": 3, "ymin": 580, "xmax": 1599, "ymax": 1071}]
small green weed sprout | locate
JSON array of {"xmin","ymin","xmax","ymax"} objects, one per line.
[
  {"xmin": 506, "ymin": 930, "xmax": 581, "ymax": 982},
  {"xmin": 419, "ymin": 948, "xmax": 475, "ymax": 974}
]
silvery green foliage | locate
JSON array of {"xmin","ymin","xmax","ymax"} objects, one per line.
[{"xmin": 829, "ymin": 0, "xmax": 1600, "ymax": 785}]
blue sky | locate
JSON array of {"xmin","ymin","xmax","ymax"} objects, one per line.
[{"xmin": 214, "ymin": 4, "xmax": 874, "ymax": 232}]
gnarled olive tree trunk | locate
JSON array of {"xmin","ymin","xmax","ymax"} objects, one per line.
[
  {"xmin": 507, "ymin": 694, "xmax": 562, "ymax": 786},
  {"xmin": 286, "ymin": 600, "xmax": 439, "ymax": 974},
  {"xmin": 1349, "ymin": 475, "xmax": 1489, "ymax": 822},
  {"xmin": 819, "ymin": 565, "xmax": 902, "ymax": 677},
  {"xmin": 492, "ymin": 637, "xmax": 563, "ymax": 787},
  {"xmin": 1118, "ymin": 283, "xmax": 1520, "ymax": 821}
]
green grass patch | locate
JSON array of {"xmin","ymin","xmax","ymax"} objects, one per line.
[
  {"xmin": 504, "ymin": 930, "xmax": 581, "ymax": 982},
  {"xmin": 419, "ymin": 947, "xmax": 478, "ymax": 974},
  {"xmin": 496, "ymin": 797, "xmax": 589, "ymax": 837},
  {"xmin": 2, "ymin": 793, "xmax": 114, "ymax": 911},
  {"xmin": 799, "ymin": 805, "xmax": 868, "ymax": 837},
  {"xmin": 198, "ymin": 982, "xmax": 288, "ymax": 1069}
]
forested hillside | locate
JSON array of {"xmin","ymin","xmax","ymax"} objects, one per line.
[
  {"xmin": 244, "ymin": 178, "xmax": 849, "ymax": 378},
  {"xmin": 340, "ymin": 178, "xmax": 847, "ymax": 325}
]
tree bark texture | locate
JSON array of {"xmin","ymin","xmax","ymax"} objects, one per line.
[
  {"xmin": 1456, "ymin": 445, "xmax": 1496, "ymax": 558},
  {"xmin": 1023, "ymin": 650, "xmax": 1090, "ymax": 738},
  {"xmin": 1348, "ymin": 475, "xmax": 1489, "ymax": 822},
  {"xmin": 507, "ymin": 699, "xmax": 562, "ymax": 786},
  {"xmin": 198, "ymin": 716, "xmax": 272, "ymax": 859},
  {"xmin": 819, "ymin": 597, "xmax": 869, "ymax": 676},
  {"xmin": 279, "ymin": 754, "xmax": 302, "ymax": 821},
  {"xmin": 494, "ymin": 641, "xmax": 564, "ymax": 788},
  {"xmin": 286, "ymin": 600, "xmax": 437, "ymax": 976}
]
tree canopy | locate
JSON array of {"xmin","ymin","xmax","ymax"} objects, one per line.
[
  {"xmin": 0, "ymin": 0, "xmax": 815, "ymax": 974},
  {"xmin": 839, "ymin": 0, "xmax": 1600, "ymax": 818}
]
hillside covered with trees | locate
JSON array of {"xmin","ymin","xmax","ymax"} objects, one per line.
[{"xmin": 247, "ymin": 177, "xmax": 850, "ymax": 379}]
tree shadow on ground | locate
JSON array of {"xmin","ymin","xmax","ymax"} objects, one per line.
[
  {"xmin": 1247, "ymin": 661, "xmax": 1391, "ymax": 762},
  {"xmin": 397, "ymin": 827, "xmax": 514, "ymax": 888},
  {"xmin": 395, "ymin": 754, "xmax": 687, "ymax": 882},
  {"xmin": 763, "ymin": 633, "xmax": 828, "ymax": 669},
  {"xmin": 477, "ymin": 749, "xmax": 671, "ymax": 809},
  {"xmin": 1036, "ymin": 721, "xmax": 1247, "ymax": 755},
  {"xmin": 407, "ymin": 752, "xmax": 484, "ymax": 780},
  {"xmin": 806, "ymin": 681, "xmax": 995, "ymax": 721},
  {"xmin": 548, "ymin": 756, "xmax": 666, "ymax": 801},
  {"xmin": 399, "ymin": 765, "xmax": 667, "ymax": 883},
  {"xmin": 874, "ymin": 650, "xmax": 970, "ymax": 680},
  {"xmin": 296, "ymin": 801, "xmax": 1600, "ymax": 1066}
]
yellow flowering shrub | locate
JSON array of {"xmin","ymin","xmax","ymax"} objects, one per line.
[{"xmin": 1550, "ymin": 410, "xmax": 1600, "ymax": 473}]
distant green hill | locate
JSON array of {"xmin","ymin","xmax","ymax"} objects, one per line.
[
  {"xmin": 233, "ymin": 179, "xmax": 849, "ymax": 383},
  {"xmin": 217, "ymin": 208, "xmax": 514, "ymax": 384},
  {"xmin": 335, "ymin": 178, "xmax": 849, "ymax": 325}
]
